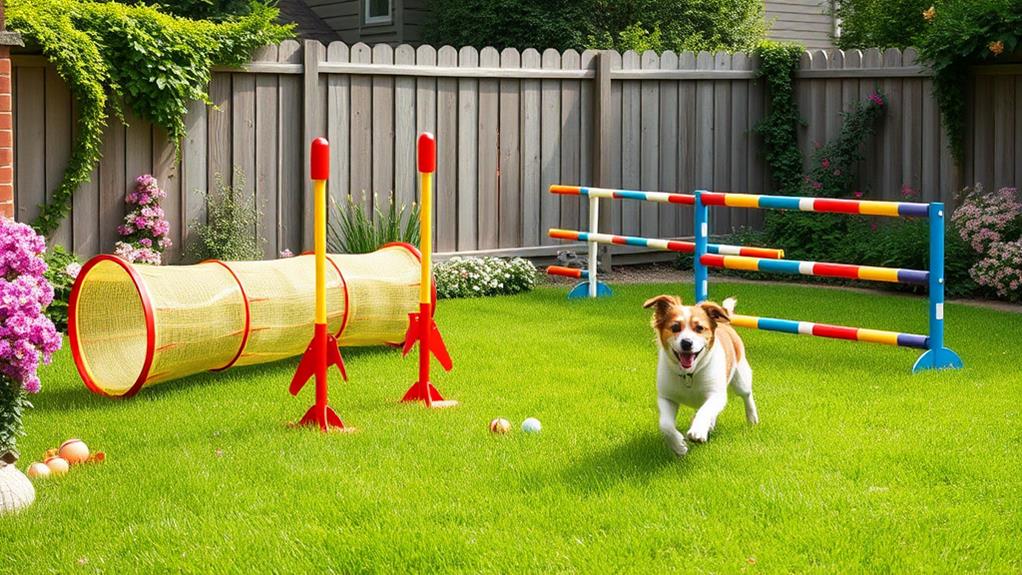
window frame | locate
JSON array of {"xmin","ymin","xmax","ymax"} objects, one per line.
[{"xmin": 364, "ymin": 0, "xmax": 393, "ymax": 25}]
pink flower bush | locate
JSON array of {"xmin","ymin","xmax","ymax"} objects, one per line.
[
  {"xmin": 0, "ymin": 218, "xmax": 62, "ymax": 395},
  {"xmin": 970, "ymin": 239, "xmax": 1022, "ymax": 301},
  {"xmin": 114, "ymin": 175, "xmax": 172, "ymax": 265},
  {"xmin": 952, "ymin": 185, "xmax": 1022, "ymax": 253},
  {"xmin": 952, "ymin": 185, "xmax": 1022, "ymax": 301}
]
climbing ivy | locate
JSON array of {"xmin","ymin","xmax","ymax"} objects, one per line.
[
  {"xmin": 915, "ymin": 0, "xmax": 1021, "ymax": 164},
  {"xmin": 7, "ymin": 0, "xmax": 292, "ymax": 236},
  {"xmin": 753, "ymin": 41, "xmax": 804, "ymax": 196}
]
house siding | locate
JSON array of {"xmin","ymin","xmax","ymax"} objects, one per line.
[
  {"xmin": 764, "ymin": 0, "xmax": 836, "ymax": 49},
  {"xmin": 307, "ymin": 0, "xmax": 404, "ymax": 44}
]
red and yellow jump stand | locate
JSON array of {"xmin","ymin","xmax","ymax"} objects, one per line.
[
  {"xmin": 401, "ymin": 133, "xmax": 455, "ymax": 408},
  {"xmin": 290, "ymin": 137, "xmax": 348, "ymax": 431}
]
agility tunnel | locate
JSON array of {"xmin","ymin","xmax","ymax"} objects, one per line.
[{"xmin": 68, "ymin": 243, "xmax": 429, "ymax": 397}]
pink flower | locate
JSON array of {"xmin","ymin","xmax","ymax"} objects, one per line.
[
  {"xmin": 811, "ymin": 181, "xmax": 823, "ymax": 191},
  {"xmin": 853, "ymin": 191, "xmax": 864, "ymax": 199},
  {"xmin": 279, "ymin": 249, "xmax": 294, "ymax": 258},
  {"xmin": 65, "ymin": 262, "xmax": 81, "ymax": 279},
  {"xmin": 821, "ymin": 158, "xmax": 830, "ymax": 169}
]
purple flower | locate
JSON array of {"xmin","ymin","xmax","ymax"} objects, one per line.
[
  {"xmin": 116, "ymin": 174, "xmax": 172, "ymax": 265},
  {"xmin": 0, "ymin": 217, "xmax": 61, "ymax": 396}
]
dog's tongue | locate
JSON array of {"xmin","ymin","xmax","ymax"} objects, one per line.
[{"xmin": 679, "ymin": 352, "xmax": 695, "ymax": 369}]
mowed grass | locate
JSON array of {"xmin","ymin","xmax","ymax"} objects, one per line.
[{"xmin": 2, "ymin": 282, "xmax": 1021, "ymax": 573}]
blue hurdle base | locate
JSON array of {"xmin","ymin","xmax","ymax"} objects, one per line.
[
  {"xmin": 567, "ymin": 281, "xmax": 612, "ymax": 299},
  {"xmin": 912, "ymin": 347, "xmax": 964, "ymax": 374}
]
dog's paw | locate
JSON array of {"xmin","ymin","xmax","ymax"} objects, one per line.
[
  {"xmin": 664, "ymin": 432, "xmax": 689, "ymax": 457},
  {"xmin": 746, "ymin": 411, "xmax": 759, "ymax": 425},
  {"xmin": 686, "ymin": 426, "xmax": 709, "ymax": 443}
]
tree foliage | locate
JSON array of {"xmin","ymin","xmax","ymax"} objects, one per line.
[{"xmin": 426, "ymin": 0, "xmax": 764, "ymax": 54}]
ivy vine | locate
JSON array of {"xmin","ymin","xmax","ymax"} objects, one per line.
[
  {"xmin": 753, "ymin": 41, "xmax": 804, "ymax": 197},
  {"xmin": 7, "ymin": 0, "xmax": 293, "ymax": 236},
  {"xmin": 915, "ymin": 0, "xmax": 1021, "ymax": 165}
]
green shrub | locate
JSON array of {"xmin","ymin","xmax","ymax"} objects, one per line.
[
  {"xmin": 327, "ymin": 194, "xmax": 419, "ymax": 255},
  {"xmin": 7, "ymin": 0, "xmax": 291, "ymax": 236},
  {"xmin": 434, "ymin": 257, "xmax": 537, "ymax": 299},
  {"xmin": 42, "ymin": 244, "xmax": 80, "ymax": 333},
  {"xmin": 426, "ymin": 0, "xmax": 764, "ymax": 54},
  {"xmin": 916, "ymin": 0, "xmax": 1021, "ymax": 164},
  {"xmin": 130, "ymin": 0, "xmax": 258, "ymax": 21},
  {"xmin": 186, "ymin": 171, "xmax": 263, "ymax": 261},
  {"xmin": 831, "ymin": 0, "xmax": 931, "ymax": 49}
]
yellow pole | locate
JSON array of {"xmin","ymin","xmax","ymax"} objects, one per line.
[
  {"xmin": 419, "ymin": 170, "xmax": 432, "ymax": 305},
  {"xmin": 314, "ymin": 178, "xmax": 327, "ymax": 324}
]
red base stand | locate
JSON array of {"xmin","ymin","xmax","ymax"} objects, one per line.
[
  {"xmin": 290, "ymin": 324, "xmax": 348, "ymax": 431},
  {"xmin": 401, "ymin": 302, "xmax": 454, "ymax": 407}
]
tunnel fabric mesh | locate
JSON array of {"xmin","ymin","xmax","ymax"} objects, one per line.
[
  {"xmin": 224, "ymin": 256, "xmax": 344, "ymax": 367},
  {"xmin": 70, "ymin": 245, "xmax": 422, "ymax": 396},
  {"xmin": 330, "ymin": 245, "xmax": 421, "ymax": 346},
  {"xmin": 72, "ymin": 259, "xmax": 149, "ymax": 396}
]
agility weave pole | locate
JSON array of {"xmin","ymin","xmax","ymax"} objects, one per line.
[
  {"xmin": 400, "ymin": 133, "xmax": 455, "ymax": 408},
  {"xmin": 546, "ymin": 185, "xmax": 783, "ymax": 298},
  {"xmin": 288, "ymin": 137, "xmax": 347, "ymax": 431},
  {"xmin": 693, "ymin": 190, "xmax": 963, "ymax": 374}
]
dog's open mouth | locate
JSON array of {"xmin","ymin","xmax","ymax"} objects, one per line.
[{"xmin": 674, "ymin": 349, "xmax": 699, "ymax": 370}]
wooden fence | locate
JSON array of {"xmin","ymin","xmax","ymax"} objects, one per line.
[{"xmin": 11, "ymin": 41, "xmax": 1022, "ymax": 262}]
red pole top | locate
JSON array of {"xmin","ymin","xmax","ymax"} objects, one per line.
[
  {"xmin": 311, "ymin": 137, "xmax": 329, "ymax": 180},
  {"xmin": 417, "ymin": 132, "xmax": 436, "ymax": 173}
]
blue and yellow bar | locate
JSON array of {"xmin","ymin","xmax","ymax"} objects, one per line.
[
  {"xmin": 548, "ymin": 229, "xmax": 784, "ymax": 259},
  {"xmin": 730, "ymin": 314, "xmax": 929, "ymax": 349},
  {"xmin": 550, "ymin": 185, "xmax": 695, "ymax": 205},
  {"xmin": 700, "ymin": 254, "xmax": 930, "ymax": 285},
  {"xmin": 699, "ymin": 192, "xmax": 931, "ymax": 218}
]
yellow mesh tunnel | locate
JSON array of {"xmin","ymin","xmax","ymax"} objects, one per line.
[{"xmin": 69, "ymin": 244, "xmax": 424, "ymax": 397}]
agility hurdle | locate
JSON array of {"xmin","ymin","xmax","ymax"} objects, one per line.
[
  {"xmin": 545, "ymin": 185, "xmax": 783, "ymax": 299},
  {"xmin": 693, "ymin": 190, "xmax": 963, "ymax": 374}
]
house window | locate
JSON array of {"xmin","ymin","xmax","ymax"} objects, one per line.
[{"xmin": 365, "ymin": 0, "xmax": 392, "ymax": 24}]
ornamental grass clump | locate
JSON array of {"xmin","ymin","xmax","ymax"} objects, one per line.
[
  {"xmin": 0, "ymin": 219, "xmax": 62, "ymax": 456},
  {"xmin": 434, "ymin": 257, "xmax": 537, "ymax": 299},
  {"xmin": 115, "ymin": 175, "xmax": 172, "ymax": 265}
]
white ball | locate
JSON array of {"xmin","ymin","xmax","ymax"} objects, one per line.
[{"xmin": 521, "ymin": 417, "xmax": 542, "ymax": 434}]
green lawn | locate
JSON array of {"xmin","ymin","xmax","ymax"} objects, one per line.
[{"xmin": 3, "ymin": 282, "xmax": 1020, "ymax": 573}]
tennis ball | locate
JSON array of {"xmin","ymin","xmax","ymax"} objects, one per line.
[
  {"xmin": 59, "ymin": 439, "xmax": 90, "ymax": 465},
  {"xmin": 489, "ymin": 418, "xmax": 511, "ymax": 434},
  {"xmin": 521, "ymin": 417, "xmax": 542, "ymax": 434}
]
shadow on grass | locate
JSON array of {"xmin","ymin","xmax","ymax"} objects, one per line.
[
  {"xmin": 556, "ymin": 432, "xmax": 686, "ymax": 494},
  {"xmin": 35, "ymin": 346, "xmax": 401, "ymax": 413}
]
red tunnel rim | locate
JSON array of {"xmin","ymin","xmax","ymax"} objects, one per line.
[
  {"xmin": 380, "ymin": 242, "xmax": 437, "ymax": 314},
  {"xmin": 202, "ymin": 260, "xmax": 252, "ymax": 372},
  {"xmin": 68, "ymin": 255, "xmax": 156, "ymax": 399},
  {"xmin": 322, "ymin": 254, "xmax": 351, "ymax": 339}
]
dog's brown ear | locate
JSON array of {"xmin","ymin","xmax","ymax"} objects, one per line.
[
  {"xmin": 643, "ymin": 295, "xmax": 681, "ymax": 326},
  {"xmin": 699, "ymin": 301, "xmax": 731, "ymax": 325}
]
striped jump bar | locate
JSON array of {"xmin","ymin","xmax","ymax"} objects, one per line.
[
  {"xmin": 700, "ymin": 254, "xmax": 929, "ymax": 284},
  {"xmin": 550, "ymin": 185, "xmax": 695, "ymax": 206},
  {"xmin": 550, "ymin": 229, "xmax": 785, "ymax": 259},
  {"xmin": 731, "ymin": 314, "xmax": 929, "ymax": 349},
  {"xmin": 700, "ymin": 192, "xmax": 930, "ymax": 218},
  {"xmin": 546, "ymin": 265, "xmax": 589, "ymax": 280}
]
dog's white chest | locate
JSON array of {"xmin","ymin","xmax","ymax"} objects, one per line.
[{"xmin": 655, "ymin": 347, "xmax": 726, "ymax": 409}]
